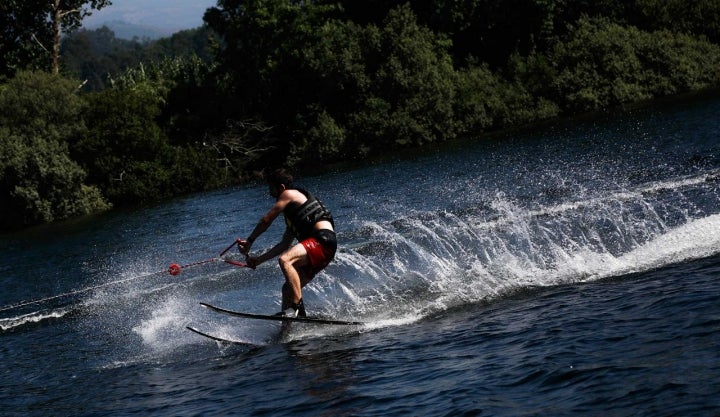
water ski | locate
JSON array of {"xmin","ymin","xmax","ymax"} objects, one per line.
[
  {"xmin": 199, "ymin": 302, "xmax": 364, "ymax": 326},
  {"xmin": 186, "ymin": 325, "xmax": 258, "ymax": 346}
]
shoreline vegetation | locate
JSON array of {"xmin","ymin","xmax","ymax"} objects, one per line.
[{"xmin": 2, "ymin": 1, "xmax": 720, "ymax": 231}]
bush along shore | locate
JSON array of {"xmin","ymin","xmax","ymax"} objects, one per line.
[{"xmin": 2, "ymin": 1, "xmax": 720, "ymax": 231}]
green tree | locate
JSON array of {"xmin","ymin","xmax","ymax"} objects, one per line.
[
  {"xmin": 551, "ymin": 17, "xmax": 720, "ymax": 112},
  {"xmin": 455, "ymin": 61, "xmax": 559, "ymax": 134},
  {"xmin": 50, "ymin": 1, "xmax": 113, "ymax": 74},
  {"xmin": 205, "ymin": 0, "xmax": 338, "ymax": 123},
  {"xmin": 78, "ymin": 65, "xmax": 230, "ymax": 205},
  {"xmin": 316, "ymin": 0, "xmax": 587, "ymax": 66},
  {"xmin": 206, "ymin": 2, "xmax": 458, "ymax": 166},
  {"xmin": 60, "ymin": 26, "xmax": 141, "ymax": 90},
  {"xmin": 342, "ymin": 5, "xmax": 457, "ymax": 152},
  {"xmin": 0, "ymin": 71, "xmax": 109, "ymax": 230},
  {"xmin": 0, "ymin": 2, "xmax": 47, "ymax": 79},
  {"xmin": 61, "ymin": 26, "xmax": 216, "ymax": 91},
  {"xmin": 77, "ymin": 85, "xmax": 173, "ymax": 205},
  {"xmin": 0, "ymin": 0, "xmax": 111, "ymax": 78},
  {"xmin": 631, "ymin": 0, "xmax": 720, "ymax": 43}
]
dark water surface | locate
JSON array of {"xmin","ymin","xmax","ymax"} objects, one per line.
[{"xmin": 2, "ymin": 97, "xmax": 720, "ymax": 416}]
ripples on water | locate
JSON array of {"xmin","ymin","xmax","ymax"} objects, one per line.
[{"xmin": 1, "ymin": 97, "xmax": 720, "ymax": 416}]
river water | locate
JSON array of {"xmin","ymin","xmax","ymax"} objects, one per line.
[{"xmin": 1, "ymin": 96, "xmax": 719, "ymax": 416}]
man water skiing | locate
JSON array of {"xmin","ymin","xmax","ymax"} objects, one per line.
[{"xmin": 237, "ymin": 169, "xmax": 336, "ymax": 318}]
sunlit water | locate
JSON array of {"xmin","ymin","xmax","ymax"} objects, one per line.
[{"xmin": 2, "ymin": 96, "xmax": 720, "ymax": 416}]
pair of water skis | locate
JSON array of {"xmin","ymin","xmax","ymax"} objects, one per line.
[{"xmin": 187, "ymin": 302, "xmax": 364, "ymax": 345}]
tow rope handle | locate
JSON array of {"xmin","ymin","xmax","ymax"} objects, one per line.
[
  {"xmin": 168, "ymin": 239, "xmax": 249, "ymax": 275},
  {"xmin": 0, "ymin": 239, "xmax": 250, "ymax": 313}
]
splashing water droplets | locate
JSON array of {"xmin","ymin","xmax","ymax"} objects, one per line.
[{"xmin": 328, "ymin": 170, "xmax": 720, "ymax": 321}]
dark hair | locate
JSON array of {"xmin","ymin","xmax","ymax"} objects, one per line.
[{"xmin": 264, "ymin": 168, "xmax": 293, "ymax": 188}]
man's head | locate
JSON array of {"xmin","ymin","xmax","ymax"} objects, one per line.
[{"xmin": 264, "ymin": 168, "xmax": 293, "ymax": 198}]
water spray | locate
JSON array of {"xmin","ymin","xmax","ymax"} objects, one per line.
[{"xmin": 0, "ymin": 239, "xmax": 249, "ymax": 314}]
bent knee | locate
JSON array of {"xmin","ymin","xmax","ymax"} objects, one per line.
[{"xmin": 278, "ymin": 254, "xmax": 293, "ymax": 270}]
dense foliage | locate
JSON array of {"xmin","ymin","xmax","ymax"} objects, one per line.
[
  {"xmin": 60, "ymin": 26, "xmax": 215, "ymax": 91},
  {"xmin": 0, "ymin": 0, "xmax": 111, "ymax": 77},
  {"xmin": 0, "ymin": 72, "xmax": 109, "ymax": 230},
  {"xmin": 2, "ymin": 0, "xmax": 720, "ymax": 230}
]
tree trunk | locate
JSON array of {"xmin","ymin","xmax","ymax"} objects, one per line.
[{"xmin": 52, "ymin": 0, "xmax": 61, "ymax": 74}]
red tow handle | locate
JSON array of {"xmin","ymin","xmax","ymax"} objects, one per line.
[{"xmin": 168, "ymin": 239, "xmax": 248, "ymax": 275}]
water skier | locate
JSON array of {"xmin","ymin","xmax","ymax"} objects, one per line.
[{"xmin": 238, "ymin": 168, "xmax": 336, "ymax": 318}]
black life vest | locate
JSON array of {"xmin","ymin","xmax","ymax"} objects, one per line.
[{"xmin": 283, "ymin": 188, "xmax": 334, "ymax": 240}]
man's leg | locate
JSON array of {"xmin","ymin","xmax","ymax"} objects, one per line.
[{"xmin": 278, "ymin": 242, "xmax": 311, "ymax": 310}]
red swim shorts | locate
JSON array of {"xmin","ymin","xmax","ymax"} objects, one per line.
[{"xmin": 300, "ymin": 230, "xmax": 337, "ymax": 276}]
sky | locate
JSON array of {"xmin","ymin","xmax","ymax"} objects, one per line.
[{"xmin": 83, "ymin": 0, "xmax": 217, "ymax": 34}]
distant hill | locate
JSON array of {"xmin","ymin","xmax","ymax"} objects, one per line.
[
  {"xmin": 84, "ymin": 20, "xmax": 181, "ymax": 40},
  {"xmin": 81, "ymin": 0, "xmax": 215, "ymax": 40}
]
